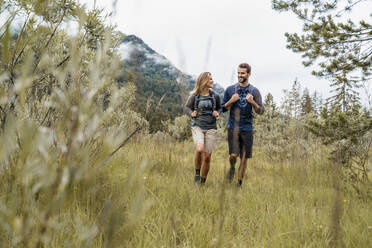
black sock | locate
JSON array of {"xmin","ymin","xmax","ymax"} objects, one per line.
[
  {"xmin": 195, "ymin": 169, "xmax": 200, "ymax": 175},
  {"xmin": 200, "ymin": 177, "xmax": 206, "ymax": 184},
  {"xmin": 238, "ymin": 179, "xmax": 242, "ymax": 186}
]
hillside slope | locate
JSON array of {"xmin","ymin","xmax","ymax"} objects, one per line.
[{"xmin": 118, "ymin": 35, "xmax": 224, "ymax": 132}]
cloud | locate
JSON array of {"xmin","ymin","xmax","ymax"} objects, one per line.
[
  {"xmin": 118, "ymin": 42, "xmax": 137, "ymax": 60},
  {"xmin": 145, "ymin": 53, "xmax": 170, "ymax": 66},
  {"xmin": 119, "ymin": 40, "xmax": 171, "ymax": 66}
]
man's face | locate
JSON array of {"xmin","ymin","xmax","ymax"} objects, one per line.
[{"xmin": 237, "ymin": 67, "xmax": 250, "ymax": 83}]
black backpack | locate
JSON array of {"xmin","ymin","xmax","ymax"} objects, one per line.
[
  {"xmin": 193, "ymin": 90, "xmax": 217, "ymax": 112},
  {"xmin": 234, "ymin": 83, "xmax": 253, "ymax": 96},
  {"xmin": 233, "ymin": 83, "xmax": 255, "ymax": 118}
]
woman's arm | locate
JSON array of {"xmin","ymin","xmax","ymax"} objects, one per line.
[{"xmin": 184, "ymin": 95, "xmax": 195, "ymax": 116}]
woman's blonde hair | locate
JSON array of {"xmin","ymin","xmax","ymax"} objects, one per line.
[{"xmin": 191, "ymin": 72, "xmax": 211, "ymax": 95}]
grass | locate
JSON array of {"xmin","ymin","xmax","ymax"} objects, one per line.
[{"xmin": 1, "ymin": 137, "xmax": 371, "ymax": 247}]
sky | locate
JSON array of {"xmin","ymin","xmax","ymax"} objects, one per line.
[{"xmin": 83, "ymin": 0, "xmax": 371, "ymax": 104}]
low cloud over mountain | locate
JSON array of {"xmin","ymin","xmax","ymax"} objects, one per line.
[
  {"xmin": 118, "ymin": 35, "xmax": 224, "ymax": 132},
  {"xmin": 119, "ymin": 35, "xmax": 224, "ymax": 95}
]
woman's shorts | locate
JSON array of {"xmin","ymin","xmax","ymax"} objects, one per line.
[{"xmin": 191, "ymin": 127, "xmax": 218, "ymax": 154}]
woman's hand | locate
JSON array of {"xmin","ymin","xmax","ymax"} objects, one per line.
[
  {"xmin": 212, "ymin": 111, "xmax": 219, "ymax": 117},
  {"xmin": 191, "ymin": 111, "xmax": 198, "ymax": 118}
]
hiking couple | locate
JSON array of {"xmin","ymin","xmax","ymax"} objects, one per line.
[{"xmin": 184, "ymin": 63, "xmax": 264, "ymax": 187}]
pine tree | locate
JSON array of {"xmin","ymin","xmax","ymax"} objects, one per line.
[
  {"xmin": 273, "ymin": 0, "xmax": 372, "ymax": 183},
  {"xmin": 272, "ymin": 0, "xmax": 371, "ymax": 109},
  {"xmin": 281, "ymin": 79, "xmax": 302, "ymax": 119},
  {"xmin": 264, "ymin": 92, "xmax": 278, "ymax": 119},
  {"xmin": 301, "ymin": 87, "xmax": 314, "ymax": 116},
  {"xmin": 307, "ymin": 104, "xmax": 372, "ymax": 181},
  {"xmin": 311, "ymin": 91, "xmax": 323, "ymax": 116}
]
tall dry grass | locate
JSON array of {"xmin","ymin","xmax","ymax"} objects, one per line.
[{"xmin": 1, "ymin": 137, "xmax": 367, "ymax": 247}]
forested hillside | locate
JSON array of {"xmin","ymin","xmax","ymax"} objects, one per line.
[{"xmin": 118, "ymin": 35, "xmax": 224, "ymax": 132}]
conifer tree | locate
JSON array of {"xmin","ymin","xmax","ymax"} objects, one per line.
[
  {"xmin": 311, "ymin": 90, "xmax": 323, "ymax": 115},
  {"xmin": 273, "ymin": 0, "xmax": 372, "ymax": 182},
  {"xmin": 281, "ymin": 79, "xmax": 302, "ymax": 119},
  {"xmin": 301, "ymin": 87, "xmax": 314, "ymax": 116},
  {"xmin": 264, "ymin": 92, "xmax": 278, "ymax": 119},
  {"xmin": 272, "ymin": 0, "xmax": 371, "ymax": 109}
]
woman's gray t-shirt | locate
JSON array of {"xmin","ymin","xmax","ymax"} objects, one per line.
[{"xmin": 184, "ymin": 92, "xmax": 221, "ymax": 130}]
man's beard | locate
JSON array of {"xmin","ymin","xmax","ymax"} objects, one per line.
[{"xmin": 238, "ymin": 77, "xmax": 247, "ymax": 83}]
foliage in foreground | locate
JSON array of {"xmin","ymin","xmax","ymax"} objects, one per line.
[{"xmin": 0, "ymin": 1, "xmax": 147, "ymax": 246}]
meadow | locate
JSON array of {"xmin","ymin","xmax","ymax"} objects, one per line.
[{"xmin": 2, "ymin": 137, "xmax": 367, "ymax": 247}]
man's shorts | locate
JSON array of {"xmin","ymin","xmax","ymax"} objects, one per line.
[
  {"xmin": 227, "ymin": 129, "xmax": 253, "ymax": 158},
  {"xmin": 192, "ymin": 127, "xmax": 218, "ymax": 154}
]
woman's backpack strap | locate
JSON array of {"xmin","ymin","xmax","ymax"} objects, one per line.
[
  {"xmin": 209, "ymin": 90, "xmax": 217, "ymax": 111},
  {"xmin": 193, "ymin": 94, "xmax": 199, "ymax": 111}
]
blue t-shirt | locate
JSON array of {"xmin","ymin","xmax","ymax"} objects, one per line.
[{"xmin": 222, "ymin": 83, "xmax": 264, "ymax": 131}]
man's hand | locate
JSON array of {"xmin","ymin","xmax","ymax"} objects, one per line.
[
  {"xmin": 246, "ymin": 93, "xmax": 255, "ymax": 104},
  {"xmin": 191, "ymin": 110, "xmax": 197, "ymax": 118},
  {"xmin": 224, "ymin": 93, "xmax": 240, "ymax": 110},
  {"xmin": 246, "ymin": 93, "xmax": 262, "ymax": 113},
  {"xmin": 212, "ymin": 111, "xmax": 219, "ymax": 117},
  {"xmin": 230, "ymin": 93, "xmax": 240, "ymax": 103}
]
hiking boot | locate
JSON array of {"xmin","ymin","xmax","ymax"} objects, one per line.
[
  {"xmin": 227, "ymin": 167, "xmax": 235, "ymax": 183},
  {"xmin": 194, "ymin": 175, "xmax": 201, "ymax": 184},
  {"xmin": 236, "ymin": 180, "xmax": 242, "ymax": 189}
]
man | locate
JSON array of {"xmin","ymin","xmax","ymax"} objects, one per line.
[{"xmin": 222, "ymin": 63, "xmax": 264, "ymax": 187}]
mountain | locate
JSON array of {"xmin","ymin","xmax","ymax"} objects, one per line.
[{"xmin": 118, "ymin": 35, "xmax": 224, "ymax": 132}]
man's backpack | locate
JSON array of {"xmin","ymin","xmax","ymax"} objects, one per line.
[
  {"xmin": 233, "ymin": 83, "xmax": 255, "ymax": 118},
  {"xmin": 234, "ymin": 83, "xmax": 253, "ymax": 96}
]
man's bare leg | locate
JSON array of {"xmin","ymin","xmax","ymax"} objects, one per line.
[
  {"xmin": 227, "ymin": 154, "xmax": 238, "ymax": 182},
  {"xmin": 237, "ymin": 151, "xmax": 247, "ymax": 187}
]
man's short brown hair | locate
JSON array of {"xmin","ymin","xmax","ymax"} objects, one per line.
[{"xmin": 238, "ymin": 63, "xmax": 251, "ymax": 73}]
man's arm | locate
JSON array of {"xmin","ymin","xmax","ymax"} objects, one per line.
[
  {"xmin": 221, "ymin": 89, "xmax": 230, "ymax": 112},
  {"xmin": 246, "ymin": 89, "xmax": 264, "ymax": 115},
  {"xmin": 222, "ymin": 87, "xmax": 239, "ymax": 112}
]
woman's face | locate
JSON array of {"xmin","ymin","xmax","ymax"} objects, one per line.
[{"xmin": 207, "ymin": 73, "xmax": 213, "ymax": 88}]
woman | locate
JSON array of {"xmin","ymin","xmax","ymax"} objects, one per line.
[{"xmin": 185, "ymin": 72, "xmax": 221, "ymax": 185}]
